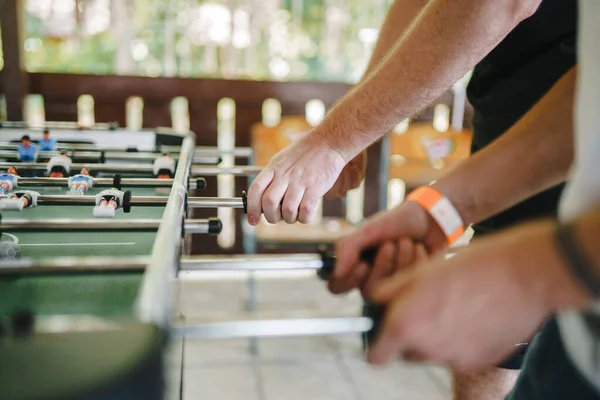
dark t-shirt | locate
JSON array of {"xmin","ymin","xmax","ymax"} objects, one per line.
[{"xmin": 466, "ymin": 0, "xmax": 577, "ymax": 234}]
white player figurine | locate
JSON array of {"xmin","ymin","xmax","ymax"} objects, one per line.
[
  {"xmin": 153, "ymin": 154, "xmax": 175, "ymax": 178},
  {"xmin": 67, "ymin": 167, "xmax": 93, "ymax": 195},
  {"xmin": 0, "ymin": 166, "xmax": 19, "ymax": 195},
  {"xmin": 0, "ymin": 190, "xmax": 40, "ymax": 211},
  {"xmin": 47, "ymin": 152, "xmax": 72, "ymax": 178},
  {"xmin": 93, "ymin": 188, "xmax": 125, "ymax": 218}
]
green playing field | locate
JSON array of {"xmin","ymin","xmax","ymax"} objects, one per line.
[{"xmin": 0, "ymin": 185, "xmax": 169, "ymax": 318}]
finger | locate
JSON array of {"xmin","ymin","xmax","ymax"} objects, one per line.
[
  {"xmin": 261, "ymin": 180, "xmax": 288, "ymax": 223},
  {"xmin": 334, "ymin": 208, "xmax": 421, "ymax": 281},
  {"xmin": 328, "ymin": 262, "xmax": 369, "ymax": 294},
  {"xmin": 281, "ymin": 186, "xmax": 306, "ymax": 224},
  {"xmin": 362, "ymin": 241, "xmax": 395, "ymax": 299},
  {"xmin": 414, "ymin": 244, "xmax": 428, "ymax": 263},
  {"xmin": 246, "ymin": 169, "xmax": 274, "ymax": 226},
  {"xmin": 395, "ymin": 237, "xmax": 415, "ymax": 272},
  {"xmin": 297, "ymin": 191, "xmax": 320, "ymax": 224}
]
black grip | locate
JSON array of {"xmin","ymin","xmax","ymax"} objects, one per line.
[
  {"xmin": 113, "ymin": 174, "xmax": 122, "ymax": 190},
  {"xmin": 359, "ymin": 247, "xmax": 385, "ymax": 350},
  {"xmin": 196, "ymin": 178, "xmax": 206, "ymax": 190},
  {"xmin": 242, "ymin": 191, "xmax": 248, "ymax": 214},
  {"xmin": 317, "ymin": 247, "xmax": 378, "ymax": 280},
  {"xmin": 208, "ymin": 218, "xmax": 223, "ymax": 234},
  {"xmin": 317, "ymin": 247, "xmax": 384, "ymax": 350},
  {"xmin": 11, "ymin": 310, "xmax": 35, "ymax": 337}
]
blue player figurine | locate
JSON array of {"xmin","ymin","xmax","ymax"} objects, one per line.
[
  {"xmin": 17, "ymin": 135, "xmax": 39, "ymax": 162},
  {"xmin": 0, "ymin": 166, "xmax": 19, "ymax": 195},
  {"xmin": 67, "ymin": 168, "xmax": 93, "ymax": 195},
  {"xmin": 38, "ymin": 129, "xmax": 58, "ymax": 151}
]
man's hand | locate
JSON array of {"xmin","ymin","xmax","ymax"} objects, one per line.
[
  {"xmin": 329, "ymin": 200, "xmax": 447, "ymax": 295},
  {"xmin": 246, "ymin": 133, "xmax": 346, "ymax": 225},
  {"xmin": 326, "ymin": 150, "xmax": 367, "ymax": 199},
  {"xmin": 365, "ymin": 220, "xmax": 591, "ymax": 372}
]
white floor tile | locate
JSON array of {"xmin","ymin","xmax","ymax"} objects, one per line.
[
  {"xmin": 184, "ymin": 338, "xmax": 253, "ymax": 368},
  {"xmin": 183, "ymin": 365, "xmax": 259, "ymax": 400},
  {"xmin": 261, "ymin": 360, "xmax": 357, "ymax": 400},
  {"xmin": 254, "ymin": 336, "xmax": 339, "ymax": 362}
]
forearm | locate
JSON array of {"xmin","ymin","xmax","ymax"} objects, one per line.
[
  {"xmin": 332, "ymin": 0, "xmax": 426, "ymax": 111},
  {"xmin": 432, "ymin": 67, "xmax": 576, "ymax": 226},
  {"xmin": 362, "ymin": 0, "xmax": 427, "ymax": 79},
  {"xmin": 317, "ymin": 0, "xmax": 541, "ymax": 162}
]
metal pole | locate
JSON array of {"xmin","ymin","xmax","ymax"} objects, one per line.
[
  {"xmin": 172, "ymin": 317, "xmax": 373, "ymax": 339},
  {"xmin": 0, "ymin": 121, "xmax": 117, "ymax": 130},
  {"xmin": 135, "ymin": 133, "xmax": 195, "ymax": 327},
  {"xmin": 0, "ymin": 161, "xmax": 157, "ymax": 173},
  {"xmin": 1, "ymin": 195, "xmax": 243, "ymax": 208},
  {"xmin": 17, "ymin": 177, "xmax": 204, "ymax": 189},
  {"xmin": 187, "ymin": 197, "xmax": 244, "ymax": 209},
  {"xmin": 0, "ymin": 256, "xmax": 150, "ymax": 274},
  {"xmin": 1, "ymin": 162, "xmax": 260, "ymax": 175},
  {"xmin": 180, "ymin": 254, "xmax": 323, "ymax": 271},
  {"xmin": 0, "ymin": 218, "xmax": 214, "ymax": 233},
  {"xmin": 191, "ymin": 166, "xmax": 262, "ymax": 176},
  {"xmin": 33, "ymin": 195, "xmax": 167, "ymax": 206},
  {"xmin": 0, "ymin": 142, "xmax": 252, "ymax": 157}
]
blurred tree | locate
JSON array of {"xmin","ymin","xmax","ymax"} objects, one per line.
[{"xmin": 21, "ymin": 0, "xmax": 390, "ymax": 83}]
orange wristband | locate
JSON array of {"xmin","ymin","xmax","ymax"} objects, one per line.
[{"xmin": 406, "ymin": 186, "xmax": 465, "ymax": 245}]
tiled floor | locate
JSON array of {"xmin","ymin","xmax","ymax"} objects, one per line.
[{"xmin": 167, "ymin": 272, "xmax": 452, "ymax": 400}]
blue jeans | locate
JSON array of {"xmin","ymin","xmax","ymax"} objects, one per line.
[{"xmin": 507, "ymin": 318, "xmax": 600, "ymax": 400}]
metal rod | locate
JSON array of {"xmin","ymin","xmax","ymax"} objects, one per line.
[
  {"xmin": 0, "ymin": 121, "xmax": 117, "ymax": 130},
  {"xmin": 0, "ymin": 195, "xmax": 242, "ymax": 208},
  {"xmin": 187, "ymin": 197, "xmax": 244, "ymax": 209},
  {"xmin": 180, "ymin": 254, "xmax": 323, "ymax": 271},
  {"xmin": 1, "ymin": 162, "xmax": 258, "ymax": 175},
  {"xmin": 191, "ymin": 166, "xmax": 262, "ymax": 176},
  {"xmin": 27, "ymin": 195, "xmax": 167, "ymax": 206},
  {"xmin": 16, "ymin": 177, "xmax": 203, "ymax": 189},
  {"xmin": 0, "ymin": 142, "xmax": 252, "ymax": 158},
  {"xmin": 0, "ymin": 161, "xmax": 157, "ymax": 173},
  {"xmin": 0, "ymin": 256, "xmax": 150, "ymax": 275},
  {"xmin": 0, "ymin": 150, "xmax": 219, "ymax": 165},
  {"xmin": 166, "ymin": 145, "xmax": 253, "ymax": 158},
  {"xmin": 0, "ymin": 218, "xmax": 212, "ymax": 233},
  {"xmin": 171, "ymin": 317, "xmax": 373, "ymax": 339},
  {"xmin": 135, "ymin": 133, "xmax": 195, "ymax": 327}
]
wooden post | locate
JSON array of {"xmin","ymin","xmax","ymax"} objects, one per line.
[{"xmin": 0, "ymin": 0, "xmax": 27, "ymax": 121}]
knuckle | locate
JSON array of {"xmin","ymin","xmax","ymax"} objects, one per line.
[
  {"xmin": 282, "ymin": 202, "xmax": 297, "ymax": 216},
  {"xmin": 263, "ymin": 194, "xmax": 279, "ymax": 208},
  {"xmin": 297, "ymin": 215, "xmax": 310, "ymax": 224},
  {"xmin": 299, "ymin": 201, "xmax": 314, "ymax": 214}
]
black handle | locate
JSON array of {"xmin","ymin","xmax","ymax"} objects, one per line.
[
  {"xmin": 318, "ymin": 247, "xmax": 384, "ymax": 350},
  {"xmin": 242, "ymin": 190, "xmax": 248, "ymax": 214}
]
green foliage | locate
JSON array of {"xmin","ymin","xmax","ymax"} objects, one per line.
[{"xmin": 21, "ymin": 0, "xmax": 389, "ymax": 83}]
